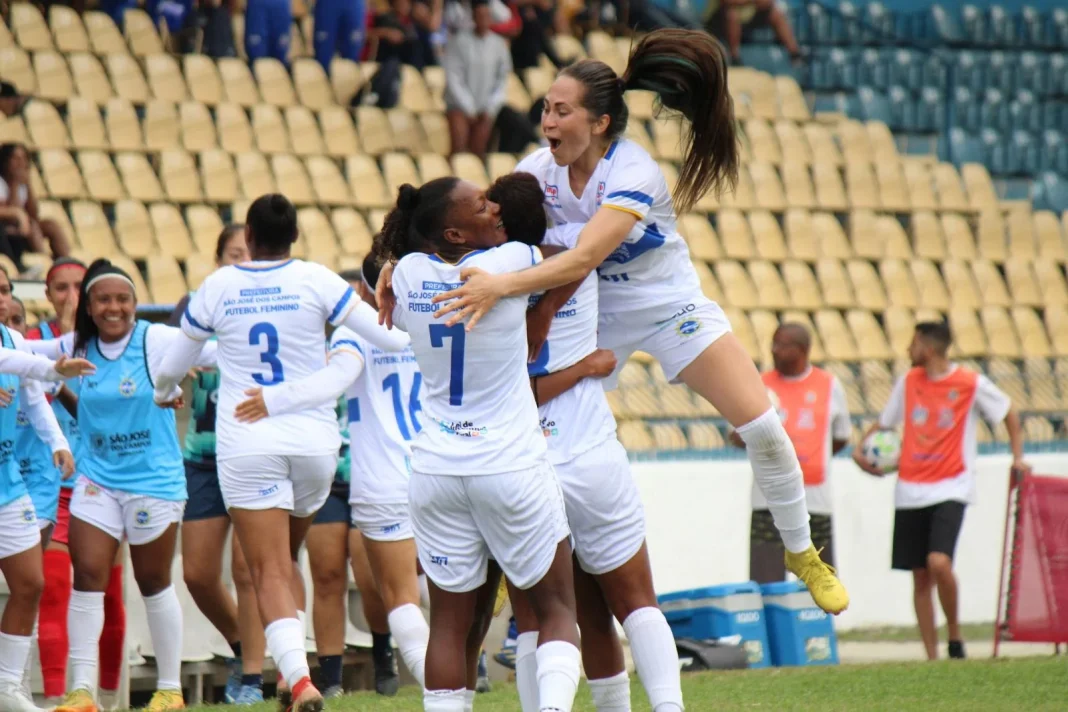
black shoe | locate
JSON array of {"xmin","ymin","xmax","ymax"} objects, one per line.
[
  {"xmin": 373, "ymin": 647, "xmax": 400, "ymax": 696},
  {"xmin": 948, "ymin": 640, "xmax": 966, "ymax": 659}
]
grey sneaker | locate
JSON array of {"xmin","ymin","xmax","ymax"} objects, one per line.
[
  {"xmin": 322, "ymin": 685, "xmax": 344, "ymax": 699},
  {"xmin": 0, "ymin": 683, "xmax": 44, "ymax": 712}
]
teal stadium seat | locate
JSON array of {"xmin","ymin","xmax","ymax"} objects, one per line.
[
  {"xmin": 927, "ymin": 4, "xmax": 964, "ymax": 45},
  {"xmin": 980, "ymin": 128, "xmax": 1009, "ymax": 175},
  {"xmin": 862, "ymin": 2, "xmax": 897, "ymax": 45},
  {"xmin": 960, "ymin": 4, "xmax": 988, "ymax": 46},
  {"xmin": 986, "ymin": 50, "xmax": 1015, "ymax": 94},
  {"xmin": 979, "ymin": 88, "xmax": 1009, "ymax": 133},
  {"xmin": 1032, "ymin": 173, "xmax": 1068, "ymax": 213},
  {"xmin": 889, "ymin": 49, "xmax": 922, "ymax": 92},
  {"xmin": 1011, "ymin": 130, "xmax": 1039, "ymax": 177},
  {"xmin": 952, "ymin": 86, "xmax": 979, "ymax": 132},
  {"xmin": 1039, "ymin": 131, "xmax": 1068, "ymax": 177},
  {"xmin": 1010, "ymin": 90, "xmax": 1040, "ymax": 135},
  {"xmin": 858, "ymin": 49, "xmax": 888, "ymax": 91},
  {"xmin": 1017, "ymin": 6, "xmax": 1047, "ymax": 49},
  {"xmin": 987, "ymin": 5, "xmax": 1017, "ymax": 48}
]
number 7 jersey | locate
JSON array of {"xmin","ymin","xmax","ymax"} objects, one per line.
[
  {"xmin": 391, "ymin": 243, "xmax": 547, "ymax": 476},
  {"xmin": 182, "ymin": 259, "xmax": 357, "ymax": 460}
]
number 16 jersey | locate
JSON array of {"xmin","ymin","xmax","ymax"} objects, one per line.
[{"xmin": 182, "ymin": 259, "xmax": 358, "ymax": 461}]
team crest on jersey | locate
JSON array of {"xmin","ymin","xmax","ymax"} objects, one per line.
[
  {"xmin": 544, "ymin": 184, "xmax": 561, "ymax": 208},
  {"xmin": 911, "ymin": 406, "xmax": 928, "ymax": 426},
  {"xmin": 676, "ymin": 319, "xmax": 702, "ymax": 337},
  {"xmin": 805, "ymin": 391, "xmax": 817, "ymax": 404},
  {"xmin": 135, "ymin": 509, "xmax": 150, "ymax": 526},
  {"xmin": 596, "ymin": 181, "xmax": 606, "ymax": 206},
  {"xmin": 947, "ymin": 389, "xmax": 958, "ymax": 401},
  {"xmin": 118, "ymin": 376, "xmax": 136, "ymax": 398},
  {"xmin": 90, "ymin": 433, "xmax": 107, "ymax": 455},
  {"xmin": 15, "ymin": 409, "xmax": 28, "ymax": 427}
]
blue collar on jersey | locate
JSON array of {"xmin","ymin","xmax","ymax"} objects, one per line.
[{"xmin": 428, "ymin": 250, "xmax": 485, "ymax": 265}]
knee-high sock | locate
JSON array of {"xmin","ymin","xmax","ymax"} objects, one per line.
[
  {"xmin": 622, "ymin": 608, "xmax": 683, "ymax": 712},
  {"xmin": 0, "ymin": 632, "xmax": 32, "ymax": 687},
  {"xmin": 38, "ymin": 549, "xmax": 71, "ymax": 698},
  {"xmin": 99, "ymin": 564, "xmax": 125, "ymax": 692},
  {"xmin": 535, "ymin": 640, "xmax": 580, "ymax": 712},
  {"xmin": 464, "ymin": 688, "xmax": 476, "ymax": 712},
  {"xmin": 264, "ymin": 618, "xmax": 309, "ymax": 688},
  {"xmin": 737, "ymin": 408, "xmax": 812, "ymax": 553},
  {"xmin": 424, "ymin": 688, "xmax": 466, "ymax": 711},
  {"xmin": 588, "ymin": 671, "xmax": 631, "ymax": 711},
  {"xmin": 387, "ymin": 603, "xmax": 429, "ymax": 687},
  {"xmin": 68, "ymin": 590, "xmax": 105, "ymax": 694},
  {"xmin": 515, "ymin": 631, "xmax": 539, "ymax": 712},
  {"xmin": 143, "ymin": 586, "xmax": 183, "ymax": 691}
]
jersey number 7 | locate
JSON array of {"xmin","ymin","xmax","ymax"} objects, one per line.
[{"xmin": 429, "ymin": 324, "xmax": 464, "ymax": 406}]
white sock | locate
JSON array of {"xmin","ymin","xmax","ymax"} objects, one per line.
[
  {"xmin": 589, "ymin": 671, "xmax": 631, "ymax": 711},
  {"xmin": 424, "ymin": 687, "xmax": 466, "ymax": 711},
  {"xmin": 387, "ymin": 603, "xmax": 429, "ymax": 687},
  {"xmin": 0, "ymin": 632, "xmax": 31, "ymax": 687},
  {"xmin": 535, "ymin": 640, "xmax": 580, "ymax": 712},
  {"xmin": 20, "ymin": 619, "xmax": 37, "ymax": 695},
  {"xmin": 418, "ymin": 574, "xmax": 431, "ymax": 609},
  {"xmin": 515, "ymin": 631, "xmax": 540, "ymax": 712},
  {"xmin": 737, "ymin": 408, "xmax": 812, "ymax": 553},
  {"xmin": 68, "ymin": 590, "xmax": 105, "ymax": 693},
  {"xmin": 464, "ymin": 688, "xmax": 476, "ymax": 712},
  {"xmin": 264, "ymin": 618, "xmax": 310, "ymax": 689},
  {"xmin": 296, "ymin": 609, "xmax": 307, "ymax": 639},
  {"xmin": 622, "ymin": 608, "xmax": 683, "ymax": 712},
  {"xmin": 143, "ymin": 586, "xmax": 183, "ymax": 691}
]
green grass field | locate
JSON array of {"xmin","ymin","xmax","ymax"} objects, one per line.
[{"xmin": 178, "ymin": 656, "xmax": 1066, "ymax": 711}]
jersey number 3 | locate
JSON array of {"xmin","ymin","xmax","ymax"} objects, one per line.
[
  {"xmin": 249, "ymin": 322, "xmax": 285, "ymax": 385},
  {"xmin": 429, "ymin": 323, "xmax": 464, "ymax": 406}
]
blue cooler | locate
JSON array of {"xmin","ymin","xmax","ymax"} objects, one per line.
[
  {"xmin": 658, "ymin": 582, "xmax": 770, "ymax": 668},
  {"xmin": 760, "ymin": 581, "xmax": 839, "ymax": 667}
]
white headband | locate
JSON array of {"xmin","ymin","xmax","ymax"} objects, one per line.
[{"xmin": 85, "ymin": 272, "xmax": 136, "ymax": 294}]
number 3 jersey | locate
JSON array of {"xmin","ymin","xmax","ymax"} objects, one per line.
[
  {"xmin": 182, "ymin": 259, "xmax": 358, "ymax": 461},
  {"xmin": 331, "ymin": 326, "xmax": 418, "ymax": 505},
  {"xmin": 391, "ymin": 243, "xmax": 547, "ymax": 476}
]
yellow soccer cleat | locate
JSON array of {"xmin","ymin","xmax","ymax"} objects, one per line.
[
  {"xmin": 54, "ymin": 688, "xmax": 98, "ymax": 712},
  {"xmin": 145, "ymin": 689, "xmax": 185, "ymax": 711},
  {"xmin": 784, "ymin": 545, "xmax": 850, "ymax": 615},
  {"xmin": 493, "ymin": 576, "xmax": 509, "ymax": 617}
]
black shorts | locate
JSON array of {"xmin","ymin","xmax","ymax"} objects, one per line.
[
  {"xmin": 749, "ymin": 509, "xmax": 834, "ymax": 584},
  {"xmin": 312, "ymin": 489, "xmax": 351, "ymax": 526},
  {"xmin": 891, "ymin": 501, "xmax": 967, "ymax": 571},
  {"xmin": 183, "ymin": 460, "xmax": 228, "ymax": 521}
]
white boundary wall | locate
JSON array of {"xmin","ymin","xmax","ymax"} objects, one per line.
[{"xmin": 633, "ymin": 453, "xmax": 1068, "ymax": 630}]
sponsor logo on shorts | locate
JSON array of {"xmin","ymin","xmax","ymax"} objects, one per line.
[
  {"xmin": 676, "ymin": 318, "xmax": 702, "ymax": 337},
  {"xmin": 381, "ymin": 522, "xmax": 401, "ymax": 534},
  {"xmin": 135, "ymin": 509, "xmax": 150, "ymax": 526},
  {"xmin": 539, "ymin": 417, "xmax": 558, "ymax": 438},
  {"xmin": 430, "ymin": 555, "xmax": 448, "ymax": 566},
  {"xmin": 84, "ymin": 482, "xmax": 101, "ymax": 497},
  {"xmin": 119, "ymin": 376, "xmax": 137, "ymax": 398},
  {"xmin": 259, "ymin": 484, "xmax": 279, "ymax": 497}
]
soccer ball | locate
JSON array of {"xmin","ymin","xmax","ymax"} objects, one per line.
[{"xmin": 862, "ymin": 430, "xmax": 901, "ymax": 474}]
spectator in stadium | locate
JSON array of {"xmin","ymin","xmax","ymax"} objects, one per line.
[
  {"xmin": 371, "ymin": 0, "xmax": 442, "ymax": 70},
  {"xmin": 730, "ymin": 323, "xmax": 851, "ymax": 582},
  {"xmin": 313, "ymin": 0, "xmax": 369, "ymax": 70},
  {"xmin": 705, "ymin": 0, "xmax": 802, "ymax": 66},
  {"xmin": 244, "ymin": 0, "xmax": 292, "ymax": 63},
  {"xmin": 444, "ymin": 0, "xmax": 512, "ymax": 158},
  {"xmin": 855, "ymin": 321, "xmax": 1031, "ymax": 661},
  {"xmin": 0, "ymin": 143, "xmax": 71, "ymax": 264},
  {"xmin": 0, "ymin": 82, "xmax": 26, "ymax": 119}
]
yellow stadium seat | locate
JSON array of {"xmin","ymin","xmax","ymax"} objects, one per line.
[
  {"xmin": 692, "ymin": 261, "xmax": 724, "ymax": 303},
  {"xmin": 866, "ymin": 121, "xmax": 898, "ymax": 162},
  {"xmin": 487, "ymin": 153, "xmax": 516, "ymax": 182},
  {"xmin": 908, "ymin": 259, "xmax": 950, "ymax": 311},
  {"xmin": 451, "ymin": 153, "xmax": 489, "ymax": 188},
  {"xmin": 37, "ymin": 199, "xmax": 75, "ymax": 245},
  {"xmin": 356, "ymin": 106, "xmax": 393, "ymax": 155},
  {"xmin": 382, "ymin": 152, "xmax": 420, "ymax": 198},
  {"xmin": 815, "ymin": 309, "xmax": 858, "ymax": 361},
  {"xmin": 387, "ymin": 108, "xmax": 428, "ymax": 154},
  {"xmin": 149, "ymin": 202, "xmax": 194, "ymax": 258},
  {"xmin": 1013, "ymin": 307, "xmax": 1052, "ymax": 359},
  {"xmin": 941, "ymin": 213, "xmax": 976, "ymax": 258},
  {"xmin": 230, "ymin": 199, "xmax": 249, "ymax": 223},
  {"xmin": 946, "ymin": 306, "xmax": 986, "ymax": 357},
  {"xmin": 114, "ymin": 199, "xmax": 154, "ymax": 258},
  {"xmin": 124, "ymin": 9, "xmax": 163, "ymax": 56},
  {"xmin": 802, "ymin": 123, "xmax": 841, "ymax": 166},
  {"xmin": 146, "ymin": 254, "xmax": 187, "ymax": 304},
  {"xmin": 418, "ymin": 112, "xmax": 450, "ymax": 156},
  {"xmin": 215, "ymin": 102, "xmax": 253, "ymax": 153},
  {"xmin": 723, "ymin": 307, "xmax": 760, "ymax": 360},
  {"xmin": 420, "ymin": 65, "xmax": 445, "ymax": 112},
  {"xmin": 417, "ymin": 152, "xmax": 449, "ymax": 183},
  {"xmin": 106, "ymin": 52, "xmax": 148, "ymax": 103},
  {"xmin": 24, "ymin": 99, "xmax": 68, "ymax": 149},
  {"xmin": 184, "ymin": 54, "xmax": 223, "ymax": 106},
  {"xmin": 160, "ymin": 149, "xmax": 202, "ymax": 203},
  {"xmin": 717, "ymin": 209, "xmax": 755, "ymax": 259},
  {"xmin": 305, "ymin": 155, "xmax": 352, "ymax": 206},
  {"xmin": 715, "ymin": 260, "xmax": 758, "ymax": 309},
  {"xmin": 836, "ymin": 120, "xmax": 871, "ymax": 164},
  {"xmin": 116, "ymin": 152, "xmax": 163, "ymax": 202},
  {"xmin": 185, "ymin": 251, "xmax": 215, "ymax": 289},
  {"xmin": 783, "ymin": 209, "xmax": 817, "ymax": 261},
  {"xmin": 0, "ymin": 46, "xmax": 35, "ymax": 96},
  {"xmin": 29, "ymin": 163, "xmax": 45, "ymax": 199},
  {"xmin": 1003, "ymin": 257, "xmax": 1041, "ymax": 307},
  {"xmin": 235, "ymin": 151, "xmax": 275, "ymax": 198},
  {"xmin": 621, "ymin": 385, "xmax": 660, "ymax": 418},
  {"xmin": 291, "ymin": 58, "xmax": 333, "ymax": 111},
  {"xmin": 103, "ymin": 97, "xmax": 143, "ymax": 151},
  {"xmin": 0, "ymin": 114, "xmax": 28, "ymax": 145},
  {"xmin": 687, "ymin": 422, "xmax": 725, "ymax": 449},
  {"xmin": 976, "ymin": 210, "xmax": 1006, "ymax": 263},
  {"xmin": 775, "ymin": 76, "xmax": 810, "ymax": 121},
  {"xmin": 718, "ymin": 164, "xmax": 755, "ymax": 210},
  {"xmin": 623, "ymin": 121, "xmax": 656, "ymax": 159},
  {"xmin": 750, "ymin": 309, "xmax": 781, "ymax": 360},
  {"xmin": 272, "ymin": 154, "xmax": 314, "ymax": 205},
  {"xmin": 331, "ymin": 207, "xmax": 374, "ymax": 256},
  {"xmin": 932, "ymin": 162, "xmax": 970, "ymax": 212},
  {"xmin": 297, "ymin": 207, "xmax": 339, "ymax": 263},
  {"xmin": 251, "ymin": 103, "xmax": 290, "ymax": 155},
  {"xmin": 346, "ymin": 154, "xmax": 390, "ymax": 209},
  {"xmin": 328, "ymin": 59, "xmax": 364, "ymax": 106},
  {"xmin": 1035, "ymin": 210, "xmax": 1065, "ymax": 263},
  {"xmin": 145, "ymin": 53, "xmax": 187, "ymax": 103},
  {"xmin": 875, "ymin": 161, "xmax": 909, "ymax": 212},
  {"xmin": 186, "ymin": 204, "xmax": 225, "ymax": 255},
  {"xmin": 971, "ymin": 259, "xmax": 1011, "ymax": 307},
  {"xmin": 39, "ymin": 149, "xmax": 84, "ymax": 199},
  {"xmin": 623, "ymin": 90, "xmax": 655, "ymax": 123},
  {"xmin": 848, "ymin": 209, "xmax": 882, "ymax": 260},
  {"xmin": 910, "ymin": 211, "xmax": 945, "ymax": 260},
  {"xmin": 941, "ymin": 258, "xmax": 981, "ymax": 309},
  {"xmin": 33, "ymin": 50, "xmax": 72, "ymax": 104},
  {"xmin": 649, "ymin": 117, "xmax": 683, "ymax": 163},
  {"xmin": 961, "ymin": 162, "xmax": 998, "ymax": 210},
  {"xmin": 812, "ymin": 162, "xmax": 848, "ymax": 211},
  {"xmin": 677, "ymin": 214, "xmax": 720, "ymax": 261},
  {"xmin": 395, "ymin": 64, "xmax": 432, "ymax": 114},
  {"xmin": 981, "ymin": 306, "xmax": 1020, "ymax": 358},
  {"xmin": 83, "ymin": 12, "xmax": 126, "ymax": 54},
  {"xmin": 320, "ymin": 106, "xmax": 361, "ymax": 157},
  {"xmin": 749, "ymin": 162, "xmax": 786, "ymax": 211},
  {"xmin": 66, "ymin": 97, "xmax": 107, "ymax": 151},
  {"xmin": 1022, "ymin": 356, "xmax": 1056, "ymax": 411},
  {"xmin": 846, "ymin": 259, "xmax": 887, "ymax": 310},
  {"xmin": 617, "ymin": 420, "xmax": 655, "ymax": 452},
  {"xmin": 522, "ymin": 65, "xmax": 553, "ymax": 105},
  {"xmin": 178, "ymin": 101, "xmax": 216, "ymax": 151},
  {"xmin": 1023, "ymin": 416, "xmax": 1054, "ymax": 441},
  {"xmin": 824, "ymin": 360, "xmax": 864, "ymax": 413},
  {"xmin": 254, "ymin": 58, "xmax": 296, "ymax": 107},
  {"xmin": 1006, "ymin": 209, "xmax": 1035, "ymax": 260},
  {"xmin": 775, "ymin": 120, "xmax": 810, "ymax": 165},
  {"xmin": 78, "ymin": 149, "xmax": 124, "ymax": 202},
  {"xmin": 883, "ymin": 306, "xmax": 916, "ymax": 356},
  {"xmin": 902, "ymin": 161, "xmax": 938, "ymax": 211},
  {"xmin": 1035, "ymin": 260, "xmax": 1068, "ymax": 306},
  {"xmin": 749, "ymin": 210, "xmax": 788, "ymax": 261},
  {"xmin": 144, "ymin": 100, "xmax": 180, "ymax": 152},
  {"xmin": 503, "ymin": 72, "xmax": 531, "ymax": 114},
  {"xmin": 68, "ymin": 52, "xmax": 111, "ymax": 104},
  {"xmin": 1047, "ymin": 305, "xmax": 1068, "ymax": 356},
  {"xmin": 990, "ymin": 358, "xmax": 1027, "ymax": 406},
  {"xmin": 782, "ymin": 260, "xmax": 823, "ymax": 309},
  {"xmin": 70, "ymin": 200, "xmax": 117, "ymax": 255},
  {"xmin": 745, "ymin": 119, "xmax": 780, "ymax": 164},
  {"xmin": 586, "ymin": 30, "xmax": 624, "ymax": 74},
  {"xmin": 650, "ymin": 423, "xmax": 688, "ymax": 451},
  {"xmin": 284, "ymin": 105, "xmax": 326, "ymax": 157},
  {"xmin": 878, "ymin": 215, "xmax": 914, "ymax": 259},
  {"xmin": 781, "ymin": 161, "xmax": 815, "ymax": 209},
  {"xmin": 816, "ymin": 256, "xmax": 854, "ymax": 309},
  {"xmin": 845, "ymin": 161, "xmax": 880, "ymax": 209},
  {"xmin": 847, "ymin": 309, "xmax": 893, "ymax": 360},
  {"xmin": 218, "ymin": 57, "xmax": 260, "ymax": 107},
  {"xmin": 879, "ymin": 258, "xmax": 919, "ymax": 308},
  {"xmin": 695, "ymin": 172, "xmax": 722, "ymax": 213},
  {"xmin": 749, "ymin": 260, "xmax": 791, "ymax": 309},
  {"xmin": 12, "ymin": 3, "xmax": 52, "ymax": 50},
  {"xmin": 199, "ymin": 149, "xmax": 239, "ymax": 204}
]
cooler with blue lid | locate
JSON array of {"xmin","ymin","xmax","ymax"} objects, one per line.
[
  {"xmin": 760, "ymin": 580, "xmax": 839, "ymax": 667},
  {"xmin": 657, "ymin": 582, "xmax": 770, "ymax": 668}
]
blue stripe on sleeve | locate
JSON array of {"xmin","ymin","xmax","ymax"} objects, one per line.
[
  {"xmin": 332, "ymin": 339, "xmax": 364, "ymax": 354},
  {"xmin": 606, "ymin": 190, "xmax": 654, "ymax": 206},
  {"xmin": 328, "ymin": 286, "xmax": 355, "ymax": 323},
  {"xmin": 183, "ymin": 305, "xmax": 214, "ymax": 334}
]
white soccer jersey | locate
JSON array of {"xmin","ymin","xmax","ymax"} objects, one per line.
[
  {"xmin": 391, "ymin": 243, "xmax": 547, "ymax": 475},
  {"xmin": 332, "ymin": 326, "xmax": 417, "ymax": 505},
  {"xmin": 515, "ymin": 138, "xmax": 702, "ymax": 315},
  {"xmin": 182, "ymin": 259, "xmax": 361, "ymax": 460},
  {"xmin": 529, "ymin": 224, "xmax": 616, "ymax": 463}
]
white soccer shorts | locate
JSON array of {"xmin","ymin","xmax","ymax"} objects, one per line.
[
  {"xmin": 0, "ymin": 495, "xmax": 41, "ymax": 559},
  {"xmin": 351, "ymin": 501, "xmax": 413, "ymax": 542},
  {"xmin": 218, "ymin": 453, "xmax": 337, "ymax": 519},
  {"xmin": 70, "ymin": 476, "xmax": 185, "ymax": 546}
]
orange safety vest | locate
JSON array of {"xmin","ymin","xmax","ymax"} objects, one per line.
[
  {"xmin": 899, "ymin": 366, "xmax": 979, "ymax": 485},
  {"xmin": 763, "ymin": 367, "xmax": 835, "ymax": 487}
]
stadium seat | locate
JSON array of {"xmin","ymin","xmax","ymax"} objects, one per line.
[
  {"xmin": 382, "ymin": 152, "xmax": 420, "ymax": 199},
  {"xmin": 879, "ymin": 258, "xmax": 919, "ymax": 308},
  {"xmin": 880, "ymin": 216, "xmax": 914, "ymax": 259},
  {"xmin": 331, "ymin": 207, "xmax": 373, "ymax": 256},
  {"xmin": 1004, "ymin": 257, "xmax": 1041, "ymax": 307},
  {"xmin": 941, "ymin": 213, "xmax": 977, "ymax": 257},
  {"xmin": 883, "ymin": 306, "xmax": 916, "ymax": 357},
  {"xmin": 1013, "ymin": 307, "xmax": 1053, "ymax": 359},
  {"xmin": 981, "ymin": 306, "xmax": 1020, "ymax": 358},
  {"xmin": 875, "ymin": 162, "xmax": 909, "ymax": 212},
  {"xmin": 254, "ymin": 58, "xmax": 296, "ymax": 108},
  {"xmin": 812, "ymin": 162, "xmax": 848, "ymax": 211},
  {"xmin": 292, "ymin": 58, "xmax": 334, "ymax": 111},
  {"xmin": 297, "ymin": 207, "xmax": 340, "ymax": 264},
  {"xmin": 815, "ymin": 309, "xmax": 858, "ymax": 361},
  {"xmin": 102, "ymin": 98, "xmax": 142, "ymax": 151},
  {"xmin": 723, "ymin": 307, "xmax": 760, "ymax": 360},
  {"xmin": 216, "ymin": 103, "xmax": 254, "ymax": 153},
  {"xmin": 38, "ymin": 148, "xmax": 84, "ymax": 198},
  {"xmin": 149, "ymin": 203, "xmax": 194, "ymax": 258},
  {"xmin": 146, "ymin": 254, "xmax": 187, "ymax": 304},
  {"xmin": 144, "ymin": 53, "xmax": 187, "ymax": 104},
  {"xmin": 451, "ymin": 153, "xmax": 489, "ymax": 188},
  {"xmin": 199, "ymin": 149, "xmax": 239, "ymax": 204},
  {"xmin": 781, "ymin": 162, "xmax": 815, "ymax": 209},
  {"xmin": 272, "ymin": 154, "xmax": 315, "ymax": 205},
  {"xmin": 419, "ymin": 112, "xmax": 450, "ymax": 157},
  {"xmin": 70, "ymin": 200, "xmax": 117, "ymax": 255},
  {"xmin": 114, "ymin": 199, "xmax": 155, "ymax": 258},
  {"xmin": 716, "ymin": 260, "xmax": 758, "ymax": 309},
  {"xmin": 78, "ymin": 150, "xmax": 125, "ymax": 202},
  {"xmin": 124, "ymin": 9, "xmax": 164, "ymax": 56},
  {"xmin": 63, "ymin": 98, "xmax": 106, "ymax": 152},
  {"xmin": 387, "ymin": 109, "xmax": 429, "ymax": 154},
  {"xmin": 236, "ymin": 151, "xmax": 276, "ymax": 198},
  {"xmin": 32, "ymin": 50, "xmax": 73, "ymax": 104},
  {"xmin": 932, "ymin": 162, "xmax": 971, "ymax": 212},
  {"xmin": 813, "ymin": 212, "xmax": 853, "ymax": 258},
  {"xmin": 692, "ymin": 261, "xmax": 724, "ymax": 303},
  {"xmin": 219, "ymin": 58, "xmax": 260, "ymax": 107},
  {"xmin": 68, "ymin": 52, "xmax": 111, "ymax": 104},
  {"xmin": 962, "ymin": 162, "xmax": 998, "ymax": 209},
  {"xmin": 774, "ymin": 120, "xmax": 810, "ymax": 165},
  {"xmin": 816, "ymin": 257, "xmax": 854, "ymax": 308},
  {"xmin": 305, "ymin": 155, "xmax": 351, "ymax": 206},
  {"xmin": 586, "ymin": 31, "xmax": 625, "ymax": 75},
  {"xmin": 345, "ymin": 154, "xmax": 390, "ymax": 209},
  {"xmin": 942, "ymin": 258, "xmax": 982, "ymax": 309},
  {"xmin": 177, "ymin": 101, "xmax": 216, "ymax": 151},
  {"xmin": 0, "ymin": 112, "xmax": 29, "ymax": 145},
  {"xmin": 49, "ymin": 5, "xmax": 89, "ymax": 53},
  {"xmin": 184, "ymin": 54, "xmax": 224, "ymax": 106},
  {"xmin": 846, "ymin": 259, "xmax": 887, "ymax": 311},
  {"xmin": 947, "ymin": 306, "xmax": 986, "ymax": 357},
  {"xmin": 617, "ymin": 421, "xmax": 655, "ymax": 452},
  {"xmin": 717, "ymin": 210, "xmax": 754, "ymax": 260},
  {"xmin": 328, "ymin": 59, "xmax": 365, "ymax": 106},
  {"xmin": 106, "ymin": 52, "xmax": 149, "ymax": 103},
  {"xmin": 83, "ymin": 11, "xmax": 126, "ymax": 55},
  {"xmin": 749, "ymin": 162, "xmax": 786, "ymax": 211},
  {"xmin": 650, "ymin": 118, "xmax": 683, "ymax": 163},
  {"xmin": 1006, "ymin": 210, "xmax": 1036, "ymax": 260},
  {"xmin": 749, "ymin": 260, "xmax": 791, "ymax": 309},
  {"xmin": 319, "ymin": 106, "xmax": 361, "ymax": 157},
  {"xmin": 781, "ymin": 260, "xmax": 823, "ymax": 309},
  {"xmin": 355, "ymin": 106, "xmax": 393, "ymax": 155},
  {"xmin": 677, "ymin": 214, "xmax": 720, "ymax": 261},
  {"xmin": 160, "ymin": 149, "xmax": 202, "ymax": 203},
  {"xmin": 252, "ymin": 103, "xmax": 290, "ymax": 154},
  {"xmin": 909, "ymin": 258, "xmax": 950, "ymax": 311},
  {"xmin": 847, "ymin": 309, "xmax": 892, "ymax": 360},
  {"xmin": 145, "ymin": 100, "xmax": 180, "ymax": 152},
  {"xmin": 976, "ymin": 210, "xmax": 1007, "ymax": 263},
  {"xmin": 719, "ymin": 166, "xmax": 756, "ymax": 211},
  {"xmin": 12, "ymin": 3, "xmax": 52, "ymax": 50},
  {"xmin": 415, "ymin": 153, "xmax": 449, "ymax": 185},
  {"xmin": 487, "ymin": 153, "xmax": 517, "ymax": 182},
  {"xmin": 783, "ymin": 209, "xmax": 817, "ymax": 261},
  {"xmin": 117, "ymin": 151, "xmax": 164, "ymax": 202},
  {"xmin": 903, "ymin": 161, "xmax": 938, "ymax": 212},
  {"xmin": 24, "ymin": 99, "xmax": 68, "ymax": 149},
  {"xmin": 186, "ymin": 204, "xmax": 226, "ymax": 255}
]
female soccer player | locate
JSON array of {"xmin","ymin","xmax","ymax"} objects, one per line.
[
  {"xmin": 397, "ymin": 29, "xmax": 848, "ymax": 616},
  {"xmin": 379, "ymin": 177, "xmax": 580, "ymax": 712},
  {"xmin": 167, "ymin": 225, "xmax": 266, "ymax": 705},
  {"xmin": 152, "ymin": 193, "xmax": 408, "ymax": 712},
  {"xmin": 33, "ymin": 259, "xmax": 217, "ymax": 712}
]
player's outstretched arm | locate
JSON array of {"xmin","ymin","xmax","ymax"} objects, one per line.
[
  {"xmin": 0, "ymin": 347, "xmax": 83, "ymax": 382},
  {"xmin": 239, "ymin": 349, "xmax": 365, "ymax": 423},
  {"xmin": 153, "ymin": 330, "xmax": 206, "ymax": 405},
  {"xmin": 340, "ymin": 300, "xmax": 410, "ymax": 352},
  {"xmin": 531, "ymin": 348, "xmax": 617, "ymax": 407}
]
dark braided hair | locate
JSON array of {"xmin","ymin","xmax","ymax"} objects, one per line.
[{"xmin": 375, "ymin": 178, "xmax": 460, "ymax": 263}]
